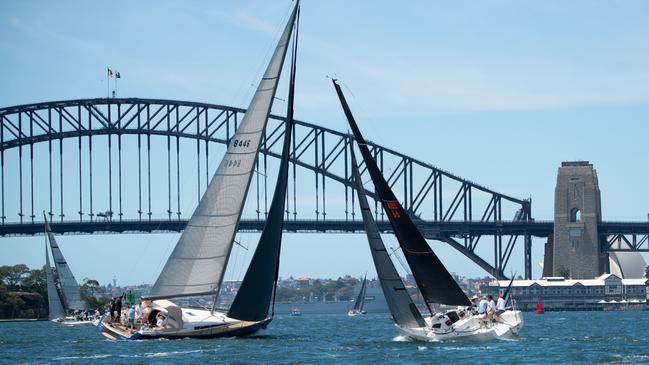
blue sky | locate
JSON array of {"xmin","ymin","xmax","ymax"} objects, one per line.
[{"xmin": 1, "ymin": 1, "xmax": 649, "ymax": 286}]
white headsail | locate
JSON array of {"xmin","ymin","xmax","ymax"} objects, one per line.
[
  {"xmin": 147, "ymin": 5, "xmax": 299, "ymax": 300},
  {"xmin": 45, "ymin": 240, "xmax": 65, "ymax": 320},
  {"xmin": 44, "ymin": 214, "xmax": 85, "ymax": 311}
]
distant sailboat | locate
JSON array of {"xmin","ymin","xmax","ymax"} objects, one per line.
[
  {"xmin": 44, "ymin": 212, "xmax": 91, "ymax": 325},
  {"xmin": 348, "ymin": 275, "xmax": 368, "ymax": 316},
  {"xmin": 534, "ymin": 298, "xmax": 545, "ymax": 314},
  {"xmin": 98, "ymin": 1, "xmax": 300, "ymax": 340},
  {"xmin": 335, "ymin": 79, "xmax": 523, "ymax": 341}
]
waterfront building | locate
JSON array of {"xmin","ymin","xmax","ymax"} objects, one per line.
[{"xmin": 488, "ymin": 274, "xmax": 648, "ymax": 311}]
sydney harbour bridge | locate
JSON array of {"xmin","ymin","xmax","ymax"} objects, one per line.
[{"xmin": 1, "ymin": 98, "xmax": 648, "ymax": 280}]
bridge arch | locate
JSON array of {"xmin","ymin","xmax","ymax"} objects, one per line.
[{"xmin": 0, "ymin": 98, "xmax": 533, "ymax": 278}]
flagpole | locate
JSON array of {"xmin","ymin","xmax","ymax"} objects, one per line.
[
  {"xmin": 115, "ymin": 72, "xmax": 118, "ymax": 97},
  {"xmin": 106, "ymin": 67, "xmax": 109, "ymax": 98}
]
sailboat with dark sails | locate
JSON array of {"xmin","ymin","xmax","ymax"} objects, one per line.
[
  {"xmin": 348, "ymin": 274, "xmax": 368, "ymax": 316},
  {"xmin": 44, "ymin": 212, "xmax": 92, "ymax": 325},
  {"xmin": 336, "ymin": 79, "xmax": 523, "ymax": 341},
  {"xmin": 98, "ymin": 1, "xmax": 300, "ymax": 340}
]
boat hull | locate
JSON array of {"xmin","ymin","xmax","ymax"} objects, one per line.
[
  {"xmin": 398, "ymin": 309, "xmax": 523, "ymax": 342},
  {"xmin": 51, "ymin": 318, "xmax": 94, "ymax": 326},
  {"xmin": 98, "ymin": 315, "xmax": 271, "ymax": 341}
]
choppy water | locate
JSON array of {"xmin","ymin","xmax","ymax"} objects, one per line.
[{"xmin": 1, "ymin": 311, "xmax": 648, "ymax": 364}]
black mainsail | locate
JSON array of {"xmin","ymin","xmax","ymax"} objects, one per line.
[
  {"xmin": 503, "ymin": 275, "xmax": 515, "ymax": 306},
  {"xmin": 333, "ymin": 80, "xmax": 470, "ymax": 307},
  {"xmin": 227, "ymin": 3, "xmax": 299, "ymax": 322},
  {"xmin": 45, "ymin": 238, "xmax": 65, "ymax": 320},
  {"xmin": 44, "ymin": 212, "xmax": 85, "ymax": 311},
  {"xmin": 350, "ymin": 146, "xmax": 426, "ymax": 327},
  {"xmin": 351, "ymin": 274, "xmax": 367, "ymax": 312}
]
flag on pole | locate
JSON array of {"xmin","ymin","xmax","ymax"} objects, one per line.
[
  {"xmin": 116, "ymin": 72, "xmax": 121, "ymax": 78},
  {"xmin": 107, "ymin": 68, "xmax": 113, "ymax": 78}
]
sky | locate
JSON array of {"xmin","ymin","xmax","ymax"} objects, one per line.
[{"xmin": 1, "ymin": 0, "xmax": 649, "ymax": 286}]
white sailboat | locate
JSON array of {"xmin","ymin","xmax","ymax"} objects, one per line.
[
  {"xmin": 334, "ymin": 80, "xmax": 523, "ymax": 341},
  {"xmin": 98, "ymin": 1, "xmax": 300, "ymax": 340},
  {"xmin": 347, "ymin": 274, "xmax": 367, "ymax": 316},
  {"xmin": 44, "ymin": 213, "xmax": 93, "ymax": 326}
]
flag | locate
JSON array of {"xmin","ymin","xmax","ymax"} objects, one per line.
[
  {"xmin": 116, "ymin": 72, "xmax": 121, "ymax": 79},
  {"xmin": 107, "ymin": 68, "xmax": 113, "ymax": 78}
]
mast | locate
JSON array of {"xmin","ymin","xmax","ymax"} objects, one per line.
[
  {"xmin": 227, "ymin": 1, "xmax": 299, "ymax": 322},
  {"xmin": 334, "ymin": 80, "xmax": 470, "ymax": 307},
  {"xmin": 44, "ymin": 212, "xmax": 84, "ymax": 311},
  {"xmin": 146, "ymin": 2, "xmax": 299, "ymax": 301},
  {"xmin": 350, "ymin": 145, "xmax": 426, "ymax": 327}
]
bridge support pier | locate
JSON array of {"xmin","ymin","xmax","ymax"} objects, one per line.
[{"xmin": 524, "ymin": 233, "xmax": 532, "ymax": 279}]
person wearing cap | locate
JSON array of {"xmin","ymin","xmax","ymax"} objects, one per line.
[
  {"xmin": 477, "ymin": 295, "xmax": 488, "ymax": 315},
  {"xmin": 469, "ymin": 295, "xmax": 479, "ymax": 315}
]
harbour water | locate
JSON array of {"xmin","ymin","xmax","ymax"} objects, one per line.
[{"xmin": 1, "ymin": 311, "xmax": 648, "ymax": 364}]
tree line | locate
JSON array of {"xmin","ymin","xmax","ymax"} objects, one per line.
[{"xmin": 0, "ymin": 264, "xmax": 109, "ymax": 319}]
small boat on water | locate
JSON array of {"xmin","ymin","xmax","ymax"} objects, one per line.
[
  {"xmin": 290, "ymin": 308, "xmax": 302, "ymax": 316},
  {"xmin": 335, "ymin": 80, "xmax": 523, "ymax": 341},
  {"xmin": 348, "ymin": 275, "xmax": 368, "ymax": 316},
  {"xmin": 44, "ymin": 213, "xmax": 94, "ymax": 326},
  {"xmin": 98, "ymin": 1, "xmax": 300, "ymax": 340},
  {"xmin": 534, "ymin": 298, "xmax": 545, "ymax": 314}
]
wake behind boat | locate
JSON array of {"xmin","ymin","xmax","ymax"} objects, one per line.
[
  {"xmin": 335, "ymin": 79, "xmax": 523, "ymax": 341},
  {"xmin": 98, "ymin": 1, "xmax": 300, "ymax": 340}
]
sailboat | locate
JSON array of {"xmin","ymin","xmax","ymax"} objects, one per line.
[
  {"xmin": 98, "ymin": 1, "xmax": 300, "ymax": 340},
  {"xmin": 534, "ymin": 298, "xmax": 545, "ymax": 314},
  {"xmin": 335, "ymin": 79, "xmax": 523, "ymax": 341},
  {"xmin": 348, "ymin": 274, "xmax": 368, "ymax": 316},
  {"xmin": 44, "ymin": 212, "xmax": 92, "ymax": 326}
]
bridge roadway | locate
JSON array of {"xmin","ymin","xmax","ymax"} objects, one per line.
[{"xmin": 3, "ymin": 219, "xmax": 647, "ymax": 241}]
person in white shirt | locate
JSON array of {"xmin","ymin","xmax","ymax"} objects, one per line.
[
  {"xmin": 487, "ymin": 295, "xmax": 497, "ymax": 322},
  {"xmin": 494, "ymin": 293, "xmax": 506, "ymax": 321},
  {"xmin": 496, "ymin": 293, "xmax": 506, "ymax": 313}
]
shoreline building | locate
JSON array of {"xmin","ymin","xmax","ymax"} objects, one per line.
[{"xmin": 488, "ymin": 274, "xmax": 648, "ymax": 311}]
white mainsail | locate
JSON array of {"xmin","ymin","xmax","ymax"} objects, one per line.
[
  {"xmin": 45, "ymin": 241, "xmax": 65, "ymax": 320},
  {"xmin": 44, "ymin": 214, "xmax": 85, "ymax": 311},
  {"xmin": 147, "ymin": 5, "xmax": 299, "ymax": 300}
]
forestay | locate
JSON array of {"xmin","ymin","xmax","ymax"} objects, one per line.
[{"xmin": 147, "ymin": 5, "xmax": 299, "ymax": 300}]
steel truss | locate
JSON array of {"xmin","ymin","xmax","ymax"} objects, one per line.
[{"xmin": 1, "ymin": 98, "xmax": 536, "ymax": 278}]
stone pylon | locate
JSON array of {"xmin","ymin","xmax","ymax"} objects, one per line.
[{"xmin": 552, "ymin": 161, "xmax": 608, "ymax": 279}]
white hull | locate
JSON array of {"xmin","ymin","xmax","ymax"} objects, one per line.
[
  {"xmin": 347, "ymin": 309, "xmax": 366, "ymax": 317},
  {"xmin": 52, "ymin": 318, "xmax": 94, "ymax": 326},
  {"xmin": 98, "ymin": 300, "xmax": 269, "ymax": 340},
  {"xmin": 398, "ymin": 309, "xmax": 523, "ymax": 342}
]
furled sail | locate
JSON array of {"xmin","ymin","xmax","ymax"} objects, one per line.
[
  {"xmin": 333, "ymin": 80, "xmax": 470, "ymax": 307},
  {"xmin": 45, "ymin": 240, "xmax": 65, "ymax": 320},
  {"xmin": 228, "ymin": 2, "xmax": 299, "ymax": 321},
  {"xmin": 350, "ymin": 147, "xmax": 426, "ymax": 327},
  {"xmin": 147, "ymin": 3, "xmax": 299, "ymax": 300},
  {"xmin": 44, "ymin": 213, "xmax": 85, "ymax": 311}
]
